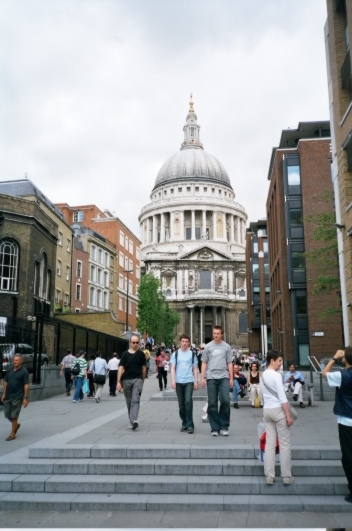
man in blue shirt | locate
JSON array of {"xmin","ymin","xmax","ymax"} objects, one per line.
[
  {"xmin": 284, "ymin": 364, "xmax": 305, "ymax": 408},
  {"xmin": 170, "ymin": 334, "xmax": 198, "ymax": 434},
  {"xmin": 323, "ymin": 348, "xmax": 352, "ymax": 504}
]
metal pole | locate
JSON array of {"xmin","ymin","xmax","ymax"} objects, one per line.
[
  {"xmin": 56, "ymin": 323, "xmax": 61, "ymax": 366},
  {"xmin": 319, "ymin": 373, "xmax": 324, "ymax": 401},
  {"xmin": 32, "ymin": 315, "xmax": 40, "ymax": 385},
  {"xmin": 123, "ymin": 269, "xmax": 133, "ymax": 332},
  {"xmin": 37, "ymin": 314, "xmax": 44, "ymax": 385}
]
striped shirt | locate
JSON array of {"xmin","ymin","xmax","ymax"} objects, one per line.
[
  {"xmin": 76, "ymin": 358, "xmax": 88, "ymax": 378},
  {"xmin": 61, "ymin": 354, "xmax": 76, "ymax": 369}
]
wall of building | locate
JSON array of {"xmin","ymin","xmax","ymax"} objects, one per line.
[{"xmin": 55, "ymin": 311, "xmax": 125, "ymax": 338}]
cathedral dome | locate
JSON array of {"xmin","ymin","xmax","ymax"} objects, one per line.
[{"xmin": 152, "ymin": 94, "xmax": 233, "ymax": 192}]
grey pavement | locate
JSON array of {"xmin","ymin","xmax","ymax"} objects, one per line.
[{"xmin": 0, "ymin": 375, "xmax": 350, "ymax": 527}]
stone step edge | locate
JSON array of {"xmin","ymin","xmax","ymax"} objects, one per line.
[
  {"xmin": 0, "ymin": 493, "xmax": 351, "ymax": 512},
  {"xmin": 27, "ymin": 444, "xmax": 342, "ymax": 460},
  {"xmin": 0, "ymin": 474, "xmax": 347, "ymax": 496}
]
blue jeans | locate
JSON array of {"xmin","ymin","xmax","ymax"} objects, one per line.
[
  {"xmin": 206, "ymin": 378, "xmax": 230, "ymax": 432},
  {"xmin": 233, "ymin": 380, "xmax": 241, "ymax": 403},
  {"xmin": 73, "ymin": 376, "xmax": 84, "ymax": 401},
  {"xmin": 176, "ymin": 382, "xmax": 194, "ymax": 429}
]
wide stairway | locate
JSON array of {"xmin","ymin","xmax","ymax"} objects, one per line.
[{"xmin": 0, "ymin": 443, "xmax": 350, "ymax": 512}]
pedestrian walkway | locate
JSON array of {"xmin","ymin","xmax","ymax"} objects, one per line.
[{"xmin": 0, "ymin": 377, "xmax": 350, "ymax": 527}]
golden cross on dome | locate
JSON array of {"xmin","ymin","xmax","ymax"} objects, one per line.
[{"xmin": 189, "ymin": 93, "xmax": 194, "ymax": 112}]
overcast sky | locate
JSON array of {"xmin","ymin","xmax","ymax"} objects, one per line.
[{"xmin": 0, "ymin": 0, "xmax": 329, "ymax": 238}]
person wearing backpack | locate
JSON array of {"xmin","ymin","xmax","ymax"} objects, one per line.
[
  {"xmin": 170, "ymin": 334, "xmax": 198, "ymax": 434},
  {"xmin": 72, "ymin": 350, "xmax": 88, "ymax": 403}
]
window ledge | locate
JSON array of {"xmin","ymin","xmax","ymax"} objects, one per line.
[{"xmin": 0, "ymin": 290, "xmax": 18, "ymax": 295}]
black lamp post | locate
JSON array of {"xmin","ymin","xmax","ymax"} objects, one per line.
[{"xmin": 123, "ymin": 269, "xmax": 133, "ymax": 332}]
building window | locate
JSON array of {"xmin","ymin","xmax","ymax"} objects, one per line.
[
  {"xmin": 124, "ymin": 276, "xmax": 128, "ymax": 291},
  {"xmin": 253, "ymin": 242, "xmax": 258, "ymax": 254},
  {"xmin": 195, "ymin": 186, "xmax": 199, "ymax": 192},
  {"xmin": 97, "ymin": 268, "xmax": 102, "ymax": 284},
  {"xmin": 129, "ymin": 279, "xmax": 133, "ymax": 293},
  {"xmin": 57, "ymin": 260, "xmax": 61, "ymax": 276},
  {"xmin": 97, "ymin": 289, "xmax": 102, "ymax": 308},
  {"xmin": 77, "ymin": 261, "xmax": 82, "ymax": 277},
  {"xmin": 129, "ymin": 259, "xmax": 133, "ymax": 271},
  {"xmin": 292, "ymin": 252, "xmax": 305, "ymax": 271},
  {"xmin": 120, "ymin": 252, "xmax": 124, "ymax": 267},
  {"xmin": 67, "ymin": 239, "xmax": 71, "ymax": 253},
  {"xmin": 55, "ymin": 289, "xmax": 61, "ymax": 303},
  {"xmin": 90, "ymin": 245, "xmax": 96, "ymax": 260},
  {"xmin": 263, "ymin": 241, "xmax": 268, "ymax": 253},
  {"xmin": 90, "ymin": 265, "xmax": 96, "ymax": 282},
  {"xmin": 164, "ymin": 190, "xmax": 167, "ymax": 195},
  {"xmin": 129, "ymin": 240, "xmax": 133, "ymax": 254},
  {"xmin": 34, "ymin": 252, "xmax": 50, "ymax": 301},
  {"xmin": 90, "ymin": 286, "xmax": 95, "ymax": 305},
  {"xmin": 103, "ymin": 291, "xmax": 108, "ymax": 309},
  {"xmin": 252, "ymin": 263, "xmax": 259, "ymax": 277},
  {"xmin": 64, "ymin": 293, "xmax": 69, "ymax": 306},
  {"xmin": 170, "ymin": 188, "xmax": 174, "ymax": 194},
  {"xmin": 287, "ymin": 165, "xmax": 301, "ymax": 192},
  {"xmin": 119, "ymin": 274, "xmax": 123, "ymax": 289},
  {"xmin": 109, "ymin": 291, "xmax": 113, "ymax": 304},
  {"xmin": 119, "ymin": 296, "xmax": 123, "ymax": 311},
  {"xmin": 104, "ymin": 252, "xmax": 108, "ymax": 266},
  {"xmin": 204, "ymin": 187, "xmax": 207, "ymax": 192},
  {"xmin": 186, "ymin": 228, "xmax": 191, "ymax": 240},
  {"xmin": 110, "ymin": 272, "xmax": 113, "ymax": 283},
  {"xmin": 178, "ymin": 187, "xmax": 182, "ymax": 192},
  {"xmin": 58, "ymin": 232, "xmax": 62, "ymax": 246},
  {"xmin": 76, "ymin": 284, "xmax": 81, "ymax": 301},
  {"xmin": 289, "ymin": 208, "xmax": 303, "ymax": 225},
  {"xmin": 66, "ymin": 266, "xmax": 70, "ymax": 281},
  {"xmin": 219, "ymin": 189, "xmax": 222, "ymax": 195},
  {"xmin": 187, "ymin": 186, "xmax": 191, "ymax": 192},
  {"xmin": 73, "ymin": 210, "xmax": 84, "ymax": 222},
  {"xmin": 238, "ymin": 313, "xmax": 248, "ymax": 334},
  {"xmin": 125, "ymin": 237, "xmax": 129, "ymax": 251},
  {"xmin": 136, "ymin": 248, "xmax": 140, "ymax": 260},
  {"xmin": 98, "ymin": 249, "xmax": 102, "ymax": 263},
  {"xmin": 200, "ymin": 270, "xmax": 211, "ymax": 289},
  {"xmin": 195, "ymin": 227, "xmax": 201, "ymax": 240},
  {"xmin": 110, "ymin": 255, "xmax": 114, "ymax": 267},
  {"xmin": 296, "ymin": 291, "xmax": 307, "ymax": 315},
  {"xmin": 212, "ymin": 188, "xmax": 215, "ymax": 193},
  {"xmin": 0, "ymin": 240, "xmax": 19, "ymax": 291},
  {"xmin": 104, "ymin": 271, "xmax": 109, "ymax": 288},
  {"xmin": 120, "ymin": 231, "xmax": 124, "ymax": 246},
  {"xmin": 136, "ymin": 265, "xmax": 140, "ymax": 279},
  {"xmin": 75, "ymin": 308, "xmax": 81, "ymax": 313},
  {"xmin": 264, "ymin": 263, "xmax": 269, "ymax": 277}
]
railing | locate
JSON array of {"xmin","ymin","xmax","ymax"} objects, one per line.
[{"xmin": 140, "ymin": 196, "xmax": 247, "ymax": 215}]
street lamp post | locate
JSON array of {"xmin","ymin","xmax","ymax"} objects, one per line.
[{"xmin": 123, "ymin": 269, "xmax": 133, "ymax": 332}]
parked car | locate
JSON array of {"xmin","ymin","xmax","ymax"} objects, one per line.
[{"xmin": 1, "ymin": 343, "xmax": 49, "ymax": 375}]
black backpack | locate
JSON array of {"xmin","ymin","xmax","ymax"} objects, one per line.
[{"xmin": 71, "ymin": 361, "xmax": 81, "ymax": 375}]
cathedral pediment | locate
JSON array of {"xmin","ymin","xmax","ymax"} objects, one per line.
[{"xmin": 178, "ymin": 245, "xmax": 233, "ymax": 262}]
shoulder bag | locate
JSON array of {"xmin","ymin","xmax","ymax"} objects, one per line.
[
  {"xmin": 71, "ymin": 360, "xmax": 81, "ymax": 376},
  {"xmin": 93, "ymin": 361, "xmax": 106, "ymax": 385},
  {"xmin": 262, "ymin": 373, "xmax": 298, "ymax": 421}
]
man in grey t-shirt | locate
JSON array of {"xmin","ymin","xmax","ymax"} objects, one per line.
[{"xmin": 201, "ymin": 326, "xmax": 233, "ymax": 436}]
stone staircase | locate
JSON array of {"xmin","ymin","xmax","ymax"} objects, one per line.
[{"xmin": 0, "ymin": 444, "xmax": 350, "ymax": 512}]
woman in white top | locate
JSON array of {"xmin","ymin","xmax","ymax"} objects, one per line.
[{"xmin": 260, "ymin": 349, "xmax": 294, "ymax": 485}]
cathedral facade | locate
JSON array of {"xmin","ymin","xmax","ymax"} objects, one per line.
[{"xmin": 138, "ymin": 97, "xmax": 248, "ymax": 346}]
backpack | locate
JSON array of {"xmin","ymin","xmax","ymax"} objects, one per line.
[{"xmin": 71, "ymin": 360, "xmax": 81, "ymax": 375}]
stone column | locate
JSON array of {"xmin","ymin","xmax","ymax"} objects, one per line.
[
  {"xmin": 191, "ymin": 210, "xmax": 196, "ymax": 240},
  {"xmin": 147, "ymin": 217, "xmax": 151, "ymax": 244},
  {"xmin": 160, "ymin": 213, "xmax": 165, "ymax": 243},
  {"xmin": 180, "ymin": 210, "xmax": 185, "ymax": 240},
  {"xmin": 230, "ymin": 215, "xmax": 234, "ymax": 243},
  {"xmin": 152, "ymin": 215, "xmax": 157, "ymax": 244},
  {"xmin": 221, "ymin": 307, "xmax": 226, "ymax": 341},
  {"xmin": 237, "ymin": 217, "xmax": 241, "ymax": 244},
  {"xmin": 200, "ymin": 306, "xmax": 205, "ymax": 345},
  {"xmin": 169, "ymin": 212, "xmax": 173, "ymax": 241},
  {"xmin": 212, "ymin": 306, "xmax": 217, "ymax": 326},
  {"xmin": 229, "ymin": 269, "xmax": 234, "ymax": 293},
  {"xmin": 188, "ymin": 305, "xmax": 194, "ymax": 344},
  {"xmin": 202, "ymin": 210, "xmax": 207, "ymax": 238},
  {"xmin": 177, "ymin": 268, "xmax": 182, "ymax": 296},
  {"xmin": 222, "ymin": 212, "xmax": 226, "ymax": 241},
  {"xmin": 212, "ymin": 211, "xmax": 217, "ymax": 241}
]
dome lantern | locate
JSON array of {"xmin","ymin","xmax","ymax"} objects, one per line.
[{"xmin": 181, "ymin": 93, "xmax": 203, "ymax": 151}]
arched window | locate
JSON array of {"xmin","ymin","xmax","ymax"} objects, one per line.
[
  {"xmin": 238, "ymin": 313, "xmax": 248, "ymax": 334},
  {"xmin": 0, "ymin": 240, "xmax": 19, "ymax": 291}
]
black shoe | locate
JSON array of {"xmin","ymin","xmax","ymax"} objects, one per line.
[
  {"xmin": 180, "ymin": 426, "xmax": 187, "ymax": 432},
  {"xmin": 344, "ymin": 495, "xmax": 352, "ymax": 503},
  {"xmin": 293, "ymin": 394, "xmax": 298, "ymax": 401},
  {"xmin": 132, "ymin": 421, "xmax": 138, "ymax": 431},
  {"xmin": 251, "ymin": 405, "xmax": 255, "ymax": 408},
  {"xmin": 187, "ymin": 428, "xmax": 194, "ymax": 434},
  {"xmin": 233, "ymin": 403, "xmax": 239, "ymax": 409},
  {"xmin": 239, "ymin": 391, "xmax": 245, "ymax": 398}
]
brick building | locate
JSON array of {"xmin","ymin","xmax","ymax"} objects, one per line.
[
  {"xmin": 325, "ymin": 0, "xmax": 352, "ymax": 345},
  {"xmin": 266, "ymin": 121, "xmax": 343, "ymax": 366},
  {"xmin": 0, "ymin": 180, "xmax": 73, "ymax": 313},
  {"xmin": 0, "ymin": 194, "xmax": 57, "ymax": 320},
  {"xmin": 56, "ymin": 204, "xmax": 141, "ymax": 331},
  {"xmin": 71, "ymin": 236, "xmax": 89, "ymax": 312},
  {"xmin": 246, "ymin": 219, "xmax": 271, "ymax": 355}
]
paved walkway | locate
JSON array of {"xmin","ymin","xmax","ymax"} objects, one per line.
[{"xmin": 0, "ymin": 375, "xmax": 349, "ymax": 528}]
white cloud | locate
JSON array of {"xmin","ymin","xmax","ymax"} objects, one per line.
[{"xmin": 0, "ymin": 0, "xmax": 328, "ymax": 236}]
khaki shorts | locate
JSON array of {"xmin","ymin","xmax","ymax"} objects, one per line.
[{"xmin": 4, "ymin": 398, "xmax": 22, "ymax": 420}]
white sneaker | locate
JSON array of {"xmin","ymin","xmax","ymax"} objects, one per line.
[
  {"xmin": 211, "ymin": 431, "xmax": 219, "ymax": 437},
  {"xmin": 201, "ymin": 413, "xmax": 208, "ymax": 420},
  {"xmin": 220, "ymin": 429, "xmax": 229, "ymax": 436}
]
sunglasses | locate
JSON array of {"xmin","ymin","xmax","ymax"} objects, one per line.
[{"xmin": 131, "ymin": 341, "xmax": 139, "ymax": 344}]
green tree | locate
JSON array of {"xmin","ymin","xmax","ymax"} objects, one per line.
[
  {"xmin": 137, "ymin": 272, "xmax": 180, "ymax": 344},
  {"xmin": 304, "ymin": 190, "xmax": 341, "ymax": 315}
]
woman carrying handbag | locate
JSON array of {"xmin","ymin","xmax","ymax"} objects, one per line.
[{"xmin": 93, "ymin": 351, "xmax": 108, "ymax": 403}]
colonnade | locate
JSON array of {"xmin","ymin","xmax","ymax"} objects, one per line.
[
  {"xmin": 142, "ymin": 209, "xmax": 246, "ymax": 246},
  {"xmin": 187, "ymin": 304, "xmax": 228, "ymax": 345}
]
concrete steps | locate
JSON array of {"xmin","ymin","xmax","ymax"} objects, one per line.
[{"xmin": 0, "ymin": 444, "xmax": 349, "ymax": 512}]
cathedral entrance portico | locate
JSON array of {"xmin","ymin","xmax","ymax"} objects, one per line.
[{"xmin": 187, "ymin": 304, "xmax": 229, "ymax": 345}]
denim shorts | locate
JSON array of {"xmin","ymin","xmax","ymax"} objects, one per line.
[{"xmin": 4, "ymin": 398, "xmax": 23, "ymax": 419}]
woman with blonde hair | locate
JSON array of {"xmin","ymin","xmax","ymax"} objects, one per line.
[{"xmin": 248, "ymin": 361, "xmax": 263, "ymax": 408}]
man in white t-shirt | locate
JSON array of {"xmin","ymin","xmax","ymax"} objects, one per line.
[
  {"xmin": 170, "ymin": 334, "xmax": 198, "ymax": 434},
  {"xmin": 108, "ymin": 353, "xmax": 120, "ymax": 397},
  {"xmin": 260, "ymin": 349, "xmax": 294, "ymax": 485},
  {"xmin": 92, "ymin": 352, "xmax": 108, "ymax": 403}
]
